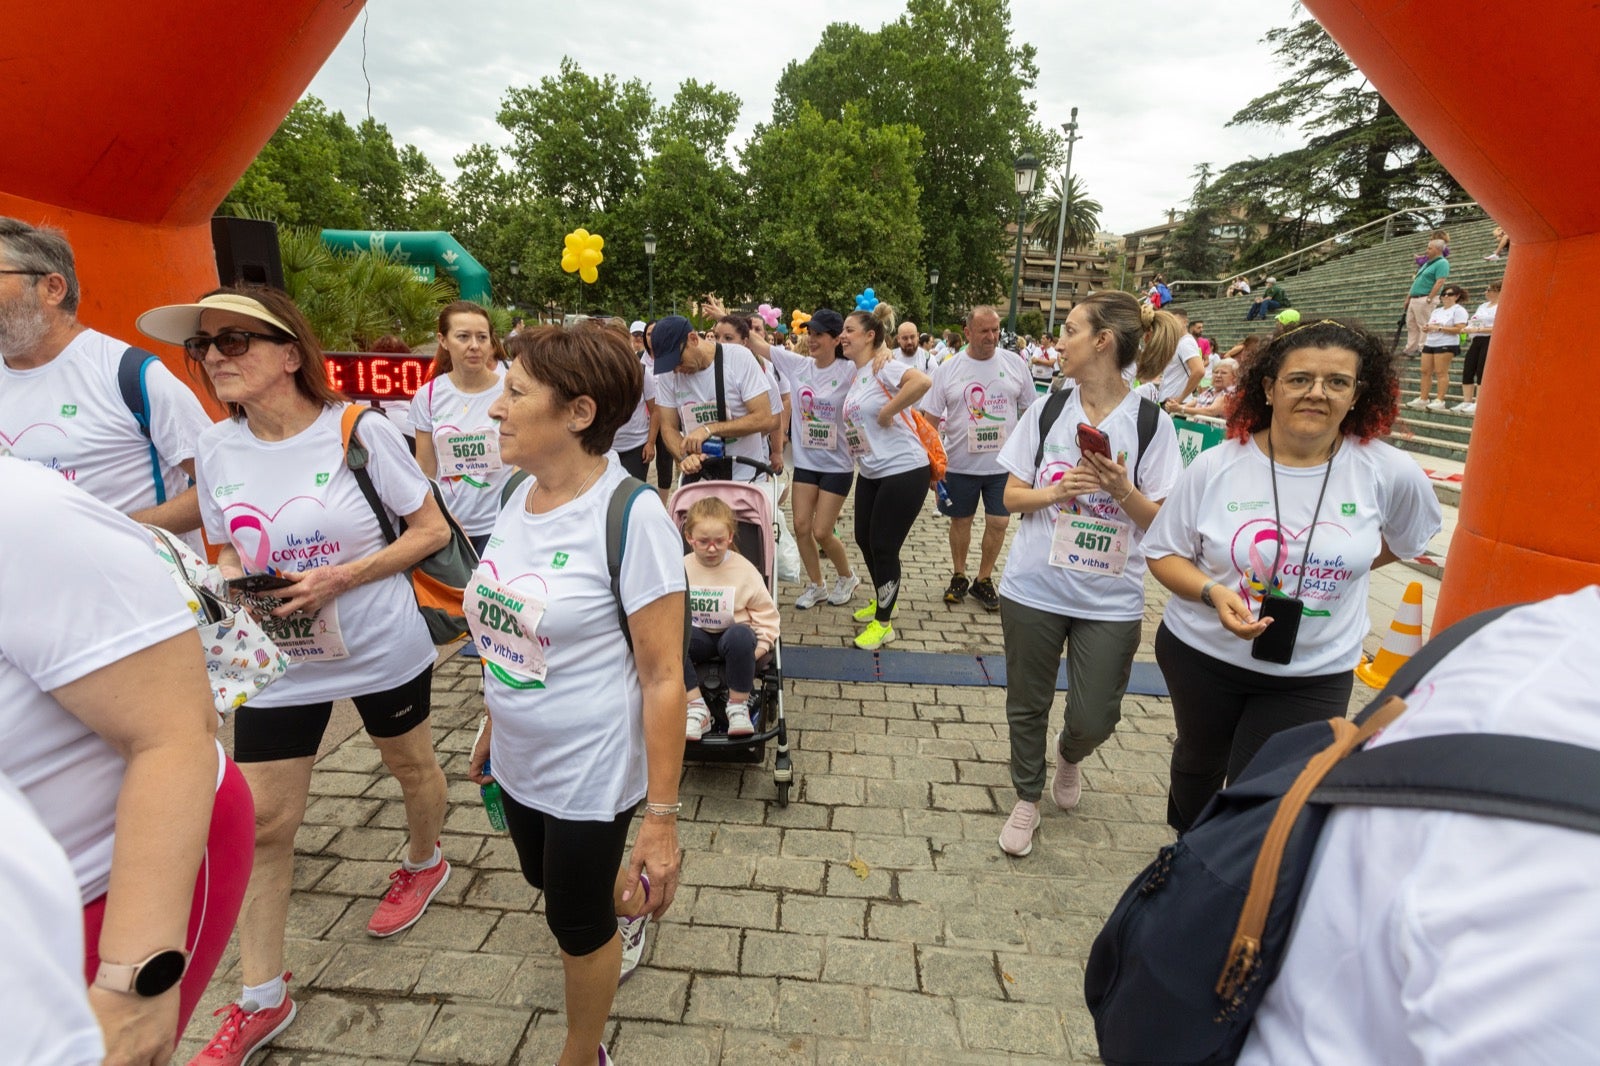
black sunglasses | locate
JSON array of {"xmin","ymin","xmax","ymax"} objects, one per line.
[{"xmin": 182, "ymin": 328, "xmax": 291, "ymax": 361}]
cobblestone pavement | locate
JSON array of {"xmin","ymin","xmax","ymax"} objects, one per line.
[{"xmin": 178, "ymin": 484, "xmax": 1439, "ymax": 1064}]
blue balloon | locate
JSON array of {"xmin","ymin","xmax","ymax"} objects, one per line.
[{"xmin": 854, "ymin": 287, "xmax": 878, "ymax": 312}]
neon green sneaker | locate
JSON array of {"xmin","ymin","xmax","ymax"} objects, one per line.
[
  {"xmin": 854, "ymin": 620, "xmax": 896, "ymax": 650},
  {"xmin": 853, "ymin": 600, "xmax": 898, "ymax": 623}
]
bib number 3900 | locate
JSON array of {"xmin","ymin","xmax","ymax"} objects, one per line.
[{"xmin": 1049, "ymin": 514, "xmax": 1131, "ymax": 577}]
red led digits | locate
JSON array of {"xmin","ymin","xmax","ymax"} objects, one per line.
[{"xmin": 323, "ymin": 354, "xmax": 431, "ymax": 401}]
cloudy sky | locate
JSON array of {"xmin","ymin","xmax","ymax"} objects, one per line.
[{"xmin": 307, "ymin": 0, "xmax": 1304, "ymax": 234}]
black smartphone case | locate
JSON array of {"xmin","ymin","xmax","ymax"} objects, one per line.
[{"xmin": 1251, "ymin": 595, "xmax": 1304, "ymax": 664}]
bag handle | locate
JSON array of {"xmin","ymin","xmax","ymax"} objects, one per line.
[
  {"xmin": 876, "ymin": 373, "xmax": 921, "ymax": 435},
  {"xmin": 341, "ymin": 405, "xmax": 399, "ymax": 545}
]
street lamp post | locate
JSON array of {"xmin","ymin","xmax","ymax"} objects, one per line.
[
  {"xmin": 929, "ymin": 267, "xmax": 940, "ymax": 332},
  {"xmin": 1007, "ymin": 153, "xmax": 1040, "ymax": 336},
  {"xmin": 508, "ymin": 260, "xmax": 520, "ymax": 311},
  {"xmin": 1047, "ymin": 108, "xmax": 1082, "ymax": 335},
  {"xmin": 643, "ymin": 230, "xmax": 657, "ymax": 320}
]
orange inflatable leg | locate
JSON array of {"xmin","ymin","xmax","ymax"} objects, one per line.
[
  {"xmin": 0, "ymin": 1, "xmax": 364, "ymax": 412},
  {"xmin": 1304, "ymin": 1, "xmax": 1600, "ymax": 627}
]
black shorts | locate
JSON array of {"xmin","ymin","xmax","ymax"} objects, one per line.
[
  {"xmin": 616, "ymin": 444, "xmax": 648, "ymax": 482},
  {"xmin": 232, "ymin": 663, "xmax": 433, "ymax": 763},
  {"xmin": 792, "ymin": 466, "xmax": 855, "ymax": 496},
  {"xmin": 502, "ymin": 792, "xmax": 638, "ymax": 957},
  {"xmin": 1420, "ymin": 344, "xmax": 1461, "ymax": 355},
  {"xmin": 942, "ymin": 470, "xmax": 1010, "ymax": 519}
]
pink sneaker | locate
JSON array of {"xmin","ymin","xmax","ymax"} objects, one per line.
[
  {"xmin": 998, "ymin": 800, "xmax": 1040, "ymax": 857},
  {"xmin": 187, "ymin": 978, "xmax": 296, "ymax": 1066},
  {"xmin": 367, "ymin": 854, "xmax": 451, "ymax": 937},
  {"xmin": 1052, "ymin": 759, "xmax": 1082, "ymax": 810}
]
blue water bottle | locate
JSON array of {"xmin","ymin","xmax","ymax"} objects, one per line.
[{"xmin": 935, "ymin": 478, "xmax": 955, "ymax": 516}]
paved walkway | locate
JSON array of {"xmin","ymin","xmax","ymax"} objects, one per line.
[{"xmin": 177, "ymin": 474, "xmax": 1443, "ymax": 1065}]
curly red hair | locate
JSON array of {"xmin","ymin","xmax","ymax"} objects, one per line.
[{"xmin": 1226, "ymin": 319, "xmax": 1400, "ymax": 444}]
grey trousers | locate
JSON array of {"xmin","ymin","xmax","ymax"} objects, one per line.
[{"xmin": 1000, "ymin": 594, "xmax": 1143, "ymax": 802}]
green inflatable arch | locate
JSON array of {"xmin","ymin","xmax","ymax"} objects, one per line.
[{"xmin": 320, "ymin": 230, "xmax": 492, "ymax": 303}]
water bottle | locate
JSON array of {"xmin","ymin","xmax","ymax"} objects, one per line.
[
  {"xmin": 935, "ymin": 478, "xmax": 955, "ymax": 516},
  {"xmin": 700, "ymin": 436, "xmax": 725, "ymax": 458},
  {"xmin": 475, "ymin": 717, "xmax": 507, "ymax": 831}
]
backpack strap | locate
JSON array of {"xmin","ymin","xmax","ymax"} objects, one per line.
[
  {"xmin": 1132, "ymin": 395, "xmax": 1160, "ymax": 491},
  {"xmin": 500, "ymin": 469, "xmax": 530, "ymax": 508},
  {"xmin": 713, "ymin": 342, "xmax": 727, "ymax": 423},
  {"xmin": 118, "ymin": 346, "xmax": 167, "ymax": 505},
  {"xmin": 341, "ymin": 405, "xmax": 399, "ymax": 544},
  {"xmin": 1032, "ymin": 386, "xmax": 1073, "ymax": 473},
  {"xmin": 606, "ymin": 477, "xmax": 652, "ymax": 652}
]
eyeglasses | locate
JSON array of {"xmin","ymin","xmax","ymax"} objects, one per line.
[
  {"xmin": 689, "ymin": 536, "xmax": 731, "ymax": 549},
  {"xmin": 0, "ymin": 269, "xmax": 46, "ymax": 278},
  {"xmin": 181, "ymin": 329, "xmax": 290, "ymax": 361},
  {"xmin": 1277, "ymin": 372, "xmax": 1360, "ymax": 396}
]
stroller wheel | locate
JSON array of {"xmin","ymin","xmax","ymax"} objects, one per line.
[{"xmin": 775, "ymin": 780, "xmax": 791, "ymax": 808}]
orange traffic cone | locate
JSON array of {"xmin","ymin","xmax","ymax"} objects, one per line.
[{"xmin": 1355, "ymin": 581, "xmax": 1425, "ymax": 688}]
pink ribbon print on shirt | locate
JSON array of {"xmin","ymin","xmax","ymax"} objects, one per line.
[
  {"xmin": 224, "ymin": 497, "xmax": 334, "ymax": 573},
  {"xmin": 1231, "ymin": 518, "xmax": 1355, "ymax": 606}
]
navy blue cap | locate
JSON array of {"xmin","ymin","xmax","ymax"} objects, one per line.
[
  {"xmin": 651, "ymin": 315, "xmax": 692, "ymax": 374},
  {"xmin": 809, "ymin": 308, "xmax": 845, "ymax": 336}
]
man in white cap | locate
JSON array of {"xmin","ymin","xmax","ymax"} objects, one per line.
[{"xmin": 0, "ymin": 216, "xmax": 210, "ymax": 540}]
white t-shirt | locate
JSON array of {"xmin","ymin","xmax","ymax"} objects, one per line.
[
  {"xmin": 480, "ymin": 459, "xmax": 686, "ymax": 819},
  {"xmin": 0, "ymin": 457, "xmax": 196, "ymax": 901},
  {"xmin": 1143, "ymin": 435, "xmax": 1441, "ymax": 676},
  {"xmin": 920, "ymin": 349, "xmax": 1036, "ymax": 477},
  {"xmin": 770, "ymin": 347, "xmax": 854, "ymax": 474},
  {"xmin": 612, "ymin": 353, "xmax": 656, "ymax": 453},
  {"xmin": 891, "ymin": 348, "xmax": 932, "ymax": 375},
  {"xmin": 1467, "ymin": 300, "xmax": 1498, "ymax": 334},
  {"xmin": 0, "ymin": 328, "xmax": 211, "ymax": 526},
  {"xmin": 196, "ymin": 405, "xmax": 437, "ymax": 706},
  {"xmin": 1157, "ymin": 333, "xmax": 1205, "ymax": 403},
  {"xmin": 655, "ymin": 343, "xmax": 772, "ymax": 483},
  {"xmin": 0, "ymin": 772, "xmax": 105, "ymax": 1066},
  {"xmin": 841, "ymin": 359, "xmax": 930, "ymax": 479},
  {"xmin": 409, "ymin": 368, "xmax": 512, "ymax": 536},
  {"xmin": 997, "ymin": 391, "xmax": 1182, "ymax": 620},
  {"xmin": 1424, "ymin": 303, "xmax": 1471, "ymax": 347},
  {"xmin": 1239, "ymin": 586, "xmax": 1600, "ymax": 1066}
]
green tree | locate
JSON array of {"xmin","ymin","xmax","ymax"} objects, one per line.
[
  {"xmin": 1027, "ymin": 174, "xmax": 1103, "ymax": 256},
  {"xmin": 224, "ymin": 97, "xmax": 365, "ymax": 228},
  {"xmin": 277, "ymin": 227, "xmax": 453, "ymax": 349},
  {"xmin": 652, "ymin": 79, "xmax": 742, "ymax": 159},
  {"xmin": 771, "ymin": 0, "xmax": 1051, "ymax": 317},
  {"xmin": 745, "ymin": 103, "xmax": 924, "ymax": 317}
]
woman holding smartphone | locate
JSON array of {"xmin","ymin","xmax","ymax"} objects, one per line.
[
  {"xmin": 1144, "ymin": 319, "xmax": 1440, "ymax": 832},
  {"xmin": 992, "ymin": 292, "xmax": 1182, "ymax": 857}
]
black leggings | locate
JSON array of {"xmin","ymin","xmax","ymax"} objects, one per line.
[
  {"xmin": 502, "ymin": 793, "xmax": 637, "ymax": 956},
  {"xmin": 852, "ymin": 465, "xmax": 930, "ymax": 623},
  {"xmin": 1156, "ymin": 623, "xmax": 1353, "ymax": 833},
  {"xmin": 617, "ymin": 444, "xmax": 648, "ymax": 482},
  {"xmin": 654, "ymin": 435, "xmax": 675, "ymax": 490},
  {"xmin": 1461, "ymin": 335, "xmax": 1491, "ymax": 386}
]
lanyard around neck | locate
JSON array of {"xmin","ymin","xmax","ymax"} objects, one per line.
[{"xmin": 1266, "ymin": 432, "xmax": 1338, "ymax": 598}]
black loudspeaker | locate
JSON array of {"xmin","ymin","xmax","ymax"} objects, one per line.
[{"xmin": 211, "ymin": 216, "xmax": 285, "ymax": 290}]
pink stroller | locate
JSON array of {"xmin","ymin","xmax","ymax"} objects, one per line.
[{"xmin": 669, "ymin": 456, "xmax": 794, "ymax": 806}]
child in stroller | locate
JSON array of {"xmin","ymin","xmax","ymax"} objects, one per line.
[{"xmin": 681, "ymin": 496, "xmax": 780, "ymax": 740}]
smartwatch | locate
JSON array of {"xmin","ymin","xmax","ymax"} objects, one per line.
[
  {"xmin": 1199, "ymin": 579, "xmax": 1220, "ymax": 608},
  {"xmin": 94, "ymin": 949, "xmax": 188, "ymax": 997}
]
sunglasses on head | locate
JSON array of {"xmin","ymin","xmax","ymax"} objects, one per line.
[{"xmin": 182, "ymin": 328, "xmax": 291, "ymax": 361}]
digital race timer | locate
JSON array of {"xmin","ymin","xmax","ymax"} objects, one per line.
[{"xmin": 324, "ymin": 353, "xmax": 433, "ymax": 402}]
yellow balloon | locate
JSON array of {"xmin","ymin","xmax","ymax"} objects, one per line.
[
  {"xmin": 579, "ymin": 265, "xmax": 599, "ymax": 284},
  {"xmin": 578, "ymin": 248, "xmax": 601, "ymax": 269},
  {"xmin": 572, "ymin": 228, "xmax": 590, "ymax": 241},
  {"xmin": 588, "ymin": 234, "xmax": 605, "ymax": 252},
  {"xmin": 560, "ymin": 251, "xmax": 578, "ymax": 273}
]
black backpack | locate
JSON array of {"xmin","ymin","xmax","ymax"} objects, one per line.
[
  {"xmin": 1032, "ymin": 387, "xmax": 1161, "ymax": 490},
  {"xmin": 1083, "ymin": 603, "xmax": 1600, "ymax": 1066}
]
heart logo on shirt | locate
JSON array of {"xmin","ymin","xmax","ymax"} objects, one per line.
[
  {"xmin": 0, "ymin": 422, "xmax": 69, "ymax": 448},
  {"xmin": 223, "ymin": 496, "xmax": 326, "ymax": 573},
  {"xmin": 1231, "ymin": 517, "xmax": 1352, "ymax": 602}
]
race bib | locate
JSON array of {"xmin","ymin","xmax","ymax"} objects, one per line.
[
  {"xmin": 803, "ymin": 418, "xmax": 838, "ymax": 452},
  {"xmin": 968, "ymin": 420, "xmax": 1008, "ymax": 454},
  {"xmin": 259, "ymin": 601, "xmax": 349, "ymax": 662},
  {"xmin": 844, "ymin": 421, "xmax": 869, "ymax": 458},
  {"xmin": 686, "ymin": 402, "xmax": 720, "ymax": 428},
  {"xmin": 689, "ymin": 585, "xmax": 735, "ymax": 630},
  {"xmin": 436, "ymin": 427, "xmax": 503, "ymax": 479},
  {"xmin": 466, "ymin": 572, "xmax": 548, "ymax": 683},
  {"xmin": 1049, "ymin": 513, "xmax": 1131, "ymax": 577}
]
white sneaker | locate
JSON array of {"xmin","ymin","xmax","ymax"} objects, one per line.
[
  {"xmin": 686, "ymin": 701, "xmax": 710, "ymax": 741},
  {"xmin": 1450, "ymin": 401, "xmax": 1470, "ymax": 412},
  {"xmin": 794, "ymin": 583, "xmax": 828, "ymax": 610},
  {"xmin": 1485, "ymin": 253, "xmax": 1500, "ymax": 260},
  {"xmin": 725, "ymin": 702, "xmax": 755, "ymax": 737},
  {"xmin": 827, "ymin": 574, "xmax": 861, "ymax": 605},
  {"xmin": 1405, "ymin": 397, "xmax": 1428, "ymax": 409},
  {"xmin": 618, "ymin": 874, "xmax": 650, "ymax": 984},
  {"xmin": 1426, "ymin": 399, "xmax": 1446, "ymax": 411},
  {"xmin": 1460, "ymin": 402, "xmax": 1477, "ymax": 415}
]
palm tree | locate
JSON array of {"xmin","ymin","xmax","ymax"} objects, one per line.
[{"xmin": 1027, "ymin": 173, "xmax": 1103, "ymax": 256}]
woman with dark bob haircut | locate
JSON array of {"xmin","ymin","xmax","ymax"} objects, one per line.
[
  {"xmin": 471, "ymin": 322, "xmax": 687, "ymax": 1066},
  {"xmin": 1144, "ymin": 318, "xmax": 1441, "ymax": 832}
]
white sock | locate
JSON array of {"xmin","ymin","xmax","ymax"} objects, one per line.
[
  {"xmin": 402, "ymin": 843, "xmax": 442, "ymax": 873},
  {"xmin": 242, "ymin": 974, "xmax": 286, "ymax": 1011},
  {"xmin": 727, "ymin": 700, "xmax": 749, "ymax": 714}
]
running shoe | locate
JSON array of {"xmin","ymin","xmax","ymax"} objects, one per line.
[
  {"xmin": 188, "ymin": 981, "xmax": 297, "ymax": 1066},
  {"xmin": 998, "ymin": 800, "xmax": 1040, "ymax": 857},
  {"xmin": 970, "ymin": 577, "xmax": 1000, "ymax": 612},
  {"xmin": 827, "ymin": 573, "xmax": 861, "ymax": 605},
  {"xmin": 725, "ymin": 702, "xmax": 755, "ymax": 737},
  {"xmin": 686, "ymin": 700, "xmax": 711, "ymax": 741},
  {"xmin": 618, "ymin": 874, "xmax": 651, "ymax": 984},
  {"xmin": 944, "ymin": 573, "xmax": 971, "ymax": 604},
  {"xmin": 367, "ymin": 854, "xmax": 450, "ymax": 937},
  {"xmin": 1484, "ymin": 252, "xmax": 1500, "ymax": 260},
  {"xmin": 1052, "ymin": 756, "xmax": 1082, "ymax": 810},
  {"xmin": 853, "ymin": 620, "xmax": 896, "ymax": 650},
  {"xmin": 1450, "ymin": 401, "xmax": 1471, "ymax": 412},
  {"xmin": 1405, "ymin": 397, "xmax": 1428, "ymax": 409},
  {"xmin": 1460, "ymin": 402, "xmax": 1476, "ymax": 415},
  {"xmin": 794, "ymin": 583, "xmax": 828, "ymax": 610},
  {"xmin": 1426, "ymin": 399, "xmax": 1446, "ymax": 411},
  {"xmin": 853, "ymin": 600, "xmax": 897, "ymax": 623}
]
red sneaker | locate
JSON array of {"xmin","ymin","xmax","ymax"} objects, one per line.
[
  {"xmin": 187, "ymin": 982, "xmax": 296, "ymax": 1066},
  {"xmin": 366, "ymin": 856, "xmax": 451, "ymax": 937}
]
